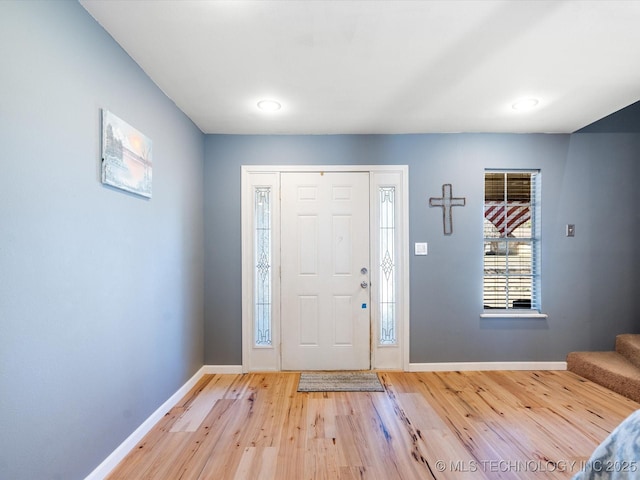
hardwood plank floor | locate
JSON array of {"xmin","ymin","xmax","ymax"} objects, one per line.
[{"xmin": 106, "ymin": 371, "xmax": 639, "ymax": 479}]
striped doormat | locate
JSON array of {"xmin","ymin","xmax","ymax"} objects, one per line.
[{"xmin": 297, "ymin": 372, "xmax": 384, "ymax": 392}]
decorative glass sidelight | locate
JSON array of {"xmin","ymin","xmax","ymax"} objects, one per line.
[
  {"xmin": 254, "ymin": 187, "xmax": 272, "ymax": 346},
  {"xmin": 379, "ymin": 187, "xmax": 397, "ymax": 345}
]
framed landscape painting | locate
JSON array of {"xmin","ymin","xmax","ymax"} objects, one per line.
[{"xmin": 101, "ymin": 110, "xmax": 152, "ymax": 198}]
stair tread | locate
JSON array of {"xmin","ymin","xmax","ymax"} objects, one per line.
[
  {"xmin": 567, "ymin": 351, "xmax": 640, "ymax": 403},
  {"xmin": 617, "ymin": 333, "xmax": 640, "ymax": 342},
  {"xmin": 616, "ymin": 334, "xmax": 640, "ymax": 369},
  {"xmin": 568, "ymin": 351, "xmax": 640, "ymax": 376}
]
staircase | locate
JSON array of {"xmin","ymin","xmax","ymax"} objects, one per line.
[{"xmin": 567, "ymin": 334, "xmax": 640, "ymax": 403}]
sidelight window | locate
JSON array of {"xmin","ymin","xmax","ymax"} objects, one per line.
[
  {"xmin": 379, "ymin": 187, "xmax": 397, "ymax": 344},
  {"xmin": 254, "ymin": 187, "xmax": 272, "ymax": 346}
]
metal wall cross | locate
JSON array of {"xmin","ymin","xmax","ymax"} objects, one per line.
[{"xmin": 429, "ymin": 184, "xmax": 466, "ymax": 235}]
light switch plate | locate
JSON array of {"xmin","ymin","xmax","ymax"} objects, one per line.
[
  {"xmin": 415, "ymin": 242, "xmax": 428, "ymax": 255},
  {"xmin": 566, "ymin": 224, "xmax": 575, "ymax": 237}
]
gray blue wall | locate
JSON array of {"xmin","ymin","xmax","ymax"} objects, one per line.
[
  {"xmin": 2, "ymin": 2, "xmax": 640, "ymax": 480},
  {"xmin": 204, "ymin": 131, "xmax": 640, "ymax": 365},
  {"xmin": 578, "ymin": 100, "xmax": 640, "ymax": 133},
  {"xmin": 0, "ymin": 2, "xmax": 204, "ymax": 480}
]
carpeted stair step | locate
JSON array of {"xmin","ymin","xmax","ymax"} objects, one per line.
[
  {"xmin": 616, "ymin": 334, "xmax": 640, "ymax": 369},
  {"xmin": 566, "ymin": 350, "xmax": 640, "ymax": 403}
]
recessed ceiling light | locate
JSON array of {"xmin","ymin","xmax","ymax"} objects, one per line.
[
  {"xmin": 512, "ymin": 98, "xmax": 539, "ymax": 111},
  {"xmin": 257, "ymin": 100, "xmax": 282, "ymax": 112}
]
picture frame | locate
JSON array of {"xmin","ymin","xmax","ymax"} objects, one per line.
[{"xmin": 101, "ymin": 110, "xmax": 152, "ymax": 198}]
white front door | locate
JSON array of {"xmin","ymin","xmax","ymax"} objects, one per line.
[{"xmin": 281, "ymin": 172, "xmax": 371, "ymax": 371}]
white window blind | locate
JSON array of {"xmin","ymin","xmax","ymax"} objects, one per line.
[{"xmin": 483, "ymin": 171, "xmax": 541, "ymax": 311}]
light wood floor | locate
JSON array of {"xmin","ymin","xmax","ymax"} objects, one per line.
[{"xmin": 107, "ymin": 370, "xmax": 639, "ymax": 479}]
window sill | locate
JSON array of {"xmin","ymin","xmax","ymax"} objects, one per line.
[{"xmin": 480, "ymin": 311, "xmax": 548, "ymax": 319}]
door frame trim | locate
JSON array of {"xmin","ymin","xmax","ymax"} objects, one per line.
[{"xmin": 241, "ymin": 165, "xmax": 409, "ymax": 372}]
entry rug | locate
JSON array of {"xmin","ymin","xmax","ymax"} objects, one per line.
[{"xmin": 297, "ymin": 372, "xmax": 384, "ymax": 392}]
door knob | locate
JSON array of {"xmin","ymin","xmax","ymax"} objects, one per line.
[{"xmin": 361, "ymin": 281, "xmax": 369, "ymax": 289}]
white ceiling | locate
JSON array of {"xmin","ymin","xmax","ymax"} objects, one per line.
[{"xmin": 80, "ymin": 0, "xmax": 640, "ymax": 135}]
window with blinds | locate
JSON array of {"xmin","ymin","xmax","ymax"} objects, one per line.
[{"xmin": 483, "ymin": 170, "xmax": 541, "ymax": 311}]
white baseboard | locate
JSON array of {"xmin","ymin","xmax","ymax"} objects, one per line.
[
  {"xmin": 85, "ymin": 361, "xmax": 566, "ymax": 479},
  {"xmin": 84, "ymin": 367, "xmax": 202, "ymax": 479},
  {"xmin": 408, "ymin": 361, "xmax": 567, "ymax": 372},
  {"xmin": 202, "ymin": 364, "xmax": 243, "ymax": 374},
  {"xmin": 84, "ymin": 366, "xmax": 243, "ymax": 480}
]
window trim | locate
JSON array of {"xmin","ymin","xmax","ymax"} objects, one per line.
[
  {"xmin": 482, "ymin": 169, "xmax": 545, "ymax": 318},
  {"xmin": 480, "ymin": 311, "xmax": 548, "ymax": 319}
]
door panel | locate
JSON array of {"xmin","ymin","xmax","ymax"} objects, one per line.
[{"xmin": 281, "ymin": 172, "xmax": 370, "ymax": 371}]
